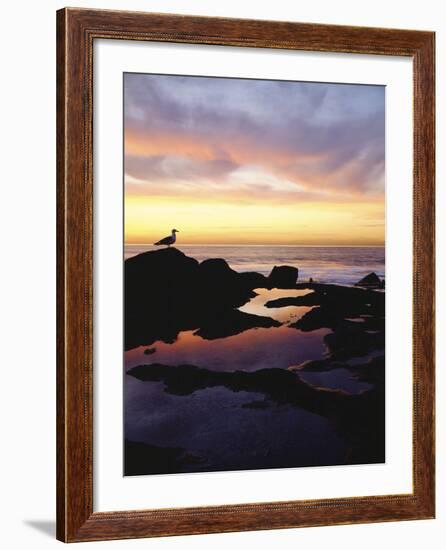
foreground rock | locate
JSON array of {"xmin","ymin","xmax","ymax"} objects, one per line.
[
  {"xmin": 125, "ymin": 439, "xmax": 203, "ymax": 476},
  {"xmin": 125, "ymin": 248, "xmax": 293, "ymax": 348}
]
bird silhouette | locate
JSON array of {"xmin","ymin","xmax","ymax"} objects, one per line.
[{"xmin": 154, "ymin": 229, "xmax": 179, "ymax": 247}]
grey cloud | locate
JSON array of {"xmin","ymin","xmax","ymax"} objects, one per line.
[
  {"xmin": 124, "ymin": 73, "xmax": 385, "ymax": 196},
  {"xmin": 125, "ymin": 154, "xmax": 239, "ymax": 182}
]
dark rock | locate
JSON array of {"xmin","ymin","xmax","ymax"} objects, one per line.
[
  {"xmin": 279, "ymin": 284, "xmax": 384, "ymax": 326},
  {"xmin": 198, "ymin": 258, "xmax": 236, "ymax": 288},
  {"xmin": 124, "ymin": 248, "xmax": 276, "ymax": 349},
  {"xmin": 267, "ymin": 283, "xmax": 383, "ymax": 316},
  {"xmin": 355, "ymin": 272, "xmax": 382, "ymax": 288},
  {"xmin": 291, "ymin": 307, "xmax": 384, "ymax": 359},
  {"xmin": 291, "ymin": 306, "xmax": 344, "ymax": 331},
  {"xmin": 267, "ymin": 265, "xmax": 298, "ymax": 288},
  {"xmin": 269, "ymin": 283, "xmax": 386, "ymax": 361},
  {"xmin": 124, "ymin": 439, "xmax": 202, "ymax": 476},
  {"xmin": 348, "ymin": 356, "xmax": 385, "ymax": 386},
  {"xmin": 124, "ymin": 439, "xmax": 184, "ymax": 476},
  {"xmin": 195, "ymin": 309, "xmax": 280, "ymax": 340},
  {"xmin": 324, "ymin": 326, "xmax": 384, "ymax": 360},
  {"xmin": 125, "ymin": 248, "xmax": 201, "ymax": 349},
  {"xmin": 239, "ymin": 271, "xmax": 269, "ymax": 289},
  {"xmin": 198, "ymin": 258, "xmax": 257, "ymax": 309},
  {"xmin": 265, "ymin": 291, "xmax": 319, "ymax": 309}
]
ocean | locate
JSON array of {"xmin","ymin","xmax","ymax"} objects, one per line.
[{"xmin": 124, "ymin": 244, "xmax": 385, "ymax": 286}]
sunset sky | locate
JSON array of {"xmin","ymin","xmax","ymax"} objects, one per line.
[{"xmin": 124, "ymin": 73, "xmax": 385, "ymax": 245}]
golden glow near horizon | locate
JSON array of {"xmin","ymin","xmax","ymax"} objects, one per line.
[
  {"xmin": 124, "ymin": 75, "xmax": 385, "ymax": 246},
  {"xmin": 125, "ymin": 195, "xmax": 384, "ymax": 246}
]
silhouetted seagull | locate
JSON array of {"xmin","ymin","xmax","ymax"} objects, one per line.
[{"xmin": 154, "ymin": 229, "xmax": 179, "ymax": 247}]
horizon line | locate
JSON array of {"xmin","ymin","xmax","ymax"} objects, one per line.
[{"xmin": 125, "ymin": 242, "xmax": 385, "ymax": 248}]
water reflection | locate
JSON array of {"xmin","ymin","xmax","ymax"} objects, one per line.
[
  {"xmin": 125, "ymin": 380, "xmax": 347, "ymax": 472},
  {"xmin": 239, "ymin": 288, "xmax": 313, "ymax": 323},
  {"xmin": 124, "ymin": 284, "xmax": 377, "ymax": 474},
  {"xmin": 125, "ymin": 288, "xmax": 326, "ymax": 373},
  {"xmin": 298, "ymin": 368, "xmax": 373, "ymax": 394}
]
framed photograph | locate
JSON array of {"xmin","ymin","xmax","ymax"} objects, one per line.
[{"xmin": 56, "ymin": 8, "xmax": 435, "ymax": 542}]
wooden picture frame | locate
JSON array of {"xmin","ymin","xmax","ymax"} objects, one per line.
[{"xmin": 56, "ymin": 7, "xmax": 435, "ymax": 542}]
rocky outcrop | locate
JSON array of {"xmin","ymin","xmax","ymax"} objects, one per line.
[
  {"xmin": 265, "ymin": 283, "xmax": 385, "ymax": 360},
  {"xmin": 194, "ymin": 309, "xmax": 280, "ymax": 340},
  {"xmin": 355, "ymin": 272, "xmax": 384, "ymax": 289},
  {"xmin": 124, "ymin": 439, "xmax": 202, "ymax": 476},
  {"xmin": 125, "ymin": 248, "xmax": 292, "ymax": 349},
  {"xmin": 267, "ymin": 265, "xmax": 298, "ymax": 288}
]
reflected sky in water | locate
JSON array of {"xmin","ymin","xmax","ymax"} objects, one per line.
[
  {"xmin": 125, "ymin": 289, "xmax": 328, "ymax": 373},
  {"xmin": 124, "ymin": 283, "xmax": 377, "ymax": 473}
]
